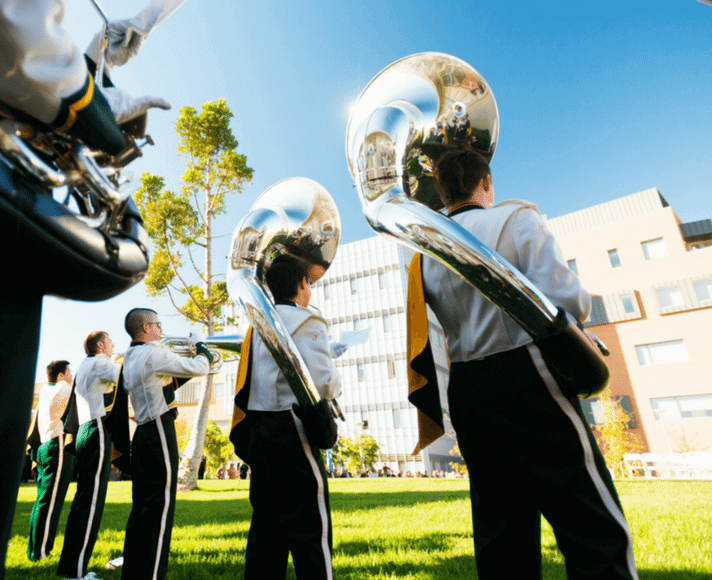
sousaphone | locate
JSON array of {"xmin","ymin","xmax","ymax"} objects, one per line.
[
  {"xmin": 346, "ymin": 52, "xmax": 609, "ymax": 398},
  {"xmin": 226, "ymin": 177, "xmax": 344, "ymax": 418}
]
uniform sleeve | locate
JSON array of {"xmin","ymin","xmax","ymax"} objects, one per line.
[
  {"xmin": 504, "ymin": 207, "xmax": 591, "ymax": 322},
  {"xmin": 149, "ymin": 344, "xmax": 211, "ymax": 380},
  {"xmin": 0, "ymin": 0, "xmax": 124, "ymax": 154},
  {"xmin": 51, "ymin": 382, "xmax": 73, "ymax": 417},
  {"xmin": 0, "ymin": 0, "xmax": 87, "ymax": 123},
  {"xmin": 293, "ymin": 317, "xmax": 342, "ymax": 400},
  {"xmin": 95, "ymin": 357, "xmax": 121, "ymax": 384}
]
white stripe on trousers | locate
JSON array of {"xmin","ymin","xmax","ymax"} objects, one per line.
[
  {"xmin": 291, "ymin": 411, "xmax": 333, "ymax": 580},
  {"xmin": 39, "ymin": 437, "xmax": 64, "ymax": 559},
  {"xmin": 152, "ymin": 417, "xmax": 172, "ymax": 580},
  {"xmin": 526, "ymin": 343, "xmax": 639, "ymax": 580},
  {"xmin": 77, "ymin": 417, "xmax": 105, "ymax": 576}
]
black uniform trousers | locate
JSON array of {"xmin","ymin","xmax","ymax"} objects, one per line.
[
  {"xmin": 0, "ymin": 294, "xmax": 42, "ymax": 580},
  {"xmin": 245, "ymin": 410, "xmax": 333, "ymax": 580},
  {"xmin": 57, "ymin": 417, "xmax": 113, "ymax": 578},
  {"xmin": 27, "ymin": 436, "xmax": 74, "ymax": 560},
  {"xmin": 448, "ymin": 343, "xmax": 638, "ymax": 580},
  {"xmin": 122, "ymin": 411, "xmax": 179, "ymax": 580}
]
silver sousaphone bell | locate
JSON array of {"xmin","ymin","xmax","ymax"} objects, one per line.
[
  {"xmin": 226, "ymin": 177, "xmax": 344, "ymax": 418},
  {"xmin": 346, "ymin": 52, "xmax": 609, "ymax": 397}
]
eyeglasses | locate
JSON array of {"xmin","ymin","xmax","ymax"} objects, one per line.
[{"xmin": 146, "ymin": 321, "xmax": 162, "ymax": 329}]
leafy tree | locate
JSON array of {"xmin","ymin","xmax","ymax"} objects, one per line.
[
  {"xmin": 595, "ymin": 389, "xmax": 645, "ymax": 478},
  {"xmin": 175, "ymin": 418, "xmax": 190, "ymax": 455},
  {"xmin": 135, "ymin": 99, "xmax": 253, "ymax": 492},
  {"xmin": 448, "ymin": 442, "xmax": 468, "ymax": 476},
  {"xmin": 337, "ymin": 435, "xmax": 380, "ymax": 475},
  {"xmin": 202, "ymin": 420, "xmax": 235, "ymax": 474}
]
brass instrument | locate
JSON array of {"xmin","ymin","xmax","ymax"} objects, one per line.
[
  {"xmin": 346, "ymin": 52, "xmax": 609, "ymax": 397},
  {"xmin": 161, "ymin": 335, "xmax": 244, "ymax": 375},
  {"xmin": 0, "ymin": 1, "xmax": 153, "ymax": 302},
  {"xmin": 226, "ymin": 177, "xmax": 344, "ymax": 419}
]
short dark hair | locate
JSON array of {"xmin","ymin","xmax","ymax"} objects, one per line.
[
  {"xmin": 421, "ymin": 143, "xmax": 491, "ymax": 207},
  {"xmin": 46, "ymin": 360, "xmax": 70, "ymax": 384},
  {"xmin": 125, "ymin": 308, "xmax": 157, "ymax": 340},
  {"xmin": 265, "ymin": 254, "xmax": 309, "ymax": 302},
  {"xmin": 84, "ymin": 331, "xmax": 107, "ymax": 355}
]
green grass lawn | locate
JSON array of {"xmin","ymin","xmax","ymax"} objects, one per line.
[{"xmin": 7, "ymin": 479, "xmax": 712, "ymax": 579}]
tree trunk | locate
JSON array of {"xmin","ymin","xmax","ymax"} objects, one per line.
[
  {"xmin": 177, "ymin": 194, "xmax": 216, "ymax": 492},
  {"xmin": 177, "ymin": 373, "xmax": 214, "ymax": 491}
]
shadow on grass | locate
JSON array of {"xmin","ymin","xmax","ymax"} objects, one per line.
[{"xmin": 330, "ymin": 488, "xmax": 471, "ymax": 512}]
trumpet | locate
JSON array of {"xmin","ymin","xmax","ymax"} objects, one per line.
[{"xmin": 161, "ymin": 334, "xmax": 244, "ymax": 375}]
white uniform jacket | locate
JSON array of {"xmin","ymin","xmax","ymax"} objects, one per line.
[
  {"xmin": 74, "ymin": 355, "xmax": 121, "ymax": 426},
  {"xmin": 122, "ymin": 341, "xmax": 210, "ymax": 426},
  {"xmin": 0, "ymin": 0, "xmax": 87, "ymax": 124},
  {"xmin": 422, "ymin": 200, "xmax": 591, "ymax": 363},
  {"xmin": 247, "ymin": 303, "xmax": 342, "ymax": 412},
  {"xmin": 37, "ymin": 380, "xmax": 72, "ymax": 443}
]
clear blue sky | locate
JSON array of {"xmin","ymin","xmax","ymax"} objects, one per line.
[{"xmin": 35, "ymin": 0, "xmax": 712, "ymax": 381}]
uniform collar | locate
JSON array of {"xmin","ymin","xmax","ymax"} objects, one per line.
[{"xmin": 447, "ymin": 202, "xmax": 485, "ymax": 217}]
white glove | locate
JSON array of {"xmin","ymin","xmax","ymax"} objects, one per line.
[
  {"xmin": 330, "ymin": 342, "xmax": 348, "ymax": 358},
  {"xmin": 85, "ymin": 22, "xmax": 146, "ymax": 77},
  {"xmin": 187, "ymin": 329, "xmax": 207, "ymax": 345},
  {"xmin": 105, "ymin": 20, "xmax": 147, "ymax": 67},
  {"xmin": 100, "ymin": 85, "xmax": 170, "ymax": 127}
]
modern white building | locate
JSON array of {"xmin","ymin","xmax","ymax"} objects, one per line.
[{"xmin": 309, "ymin": 235, "xmax": 456, "ymax": 475}]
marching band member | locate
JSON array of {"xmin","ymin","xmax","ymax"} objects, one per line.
[
  {"xmin": 120, "ymin": 308, "xmax": 211, "ymax": 580},
  {"xmin": 0, "ymin": 3, "xmax": 170, "ymax": 575},
  {"xmin": 407, "ymin": 143, "xmax": 639, "ymax": 580},
  {"xmin": 230, "ymin": 254, "xmax": 340, "ymax": 580},
  {"xmin": 26, "ymin": 361, "xmax": 74, "ymax": 561},
  {"xmin": 57, "ymin": 331, "xmax": 127, "ymax": 580}
]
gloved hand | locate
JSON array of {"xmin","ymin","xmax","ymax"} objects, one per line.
[
  {"xmin": 330, "ymin": 342, "xmax": 348, "ymax": 358},
  {"xmin": 187, "ymin": 329, "xmax": 207, "ymax": 345},
  {"xmin": 100, "ymin": 85, "xmax": 170, "ymax": 133},
  {"xmin": 292, "ymin": 399, "xmax": 338, "ymax": 449},
  {"xmin": 106, "ymin": 20, "xmax": 147, "ymax": 67},
  {"xmin": 85, "ymin": 20, "xmax": 147, "ymax": 74}
]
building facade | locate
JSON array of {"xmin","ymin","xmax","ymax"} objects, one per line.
[
  {"xmin": 548, "ymin": 188, "xmax": 712, "ymax": 454},
  {"xmin": 309, "ymin": 236, "xmax": 455, "ymax": 475}
]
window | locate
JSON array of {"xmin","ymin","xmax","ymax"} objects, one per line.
[
  {"xmin": 350, "ymin": 278, "xmax": 357, "ymax": 294},
  {"xmin": 693, "ymin": 277, "xmax": 712, "ymax": 303},
  {"xmin": 580, "ymin": 396, "xmax": 635, "ymax": 428},
  {"xmin": 567, "ymin": 259, "xmax": 578, "ymax": 274},
  {"xmin": 642, "ymin": 238, "xmax": 668, "ymax": 260},
  {"xmin": 652, "ymin": 395, "xmax": 712, "ymax": 420},
  {"xmin": 387, "ymin": 359, "xmax": 397, "ymax": 379},
  {"xmin": 393, "ymin": 407, "xmax": 401, "ymax": 429},
  {"xmin": 324, "ymin": 283, "xmax": 330, "ymax": 300},
  {"xmin": 383, "ymin": 313, "xmax": 391, "ymax": 333},
  {"xmin": 635, "ymin": 340, "xmax": 689, "ymax": 366},
  {"xmin": 378, "ymin": 271, "xmax": 387, "ymax": 289},
  {"xmin": 361, "ymin": 410, "xmax": 369, "ymax": 429},
  {"xmin": 214, "ymin": 383, "xmax": 224, "ymax": 399},
  {"xmin": 655, "ymin": 285, "xmax": 685, "ymax": 309},
  {"xmin": 608, "ymin": 249, "xmax": 621, "ymax": 268},
  {"xmin": 357, "ymin": 362, "xmax": 365, "ymax": 381},
  {"xmin": 620, "ymin": 293, "xmax": 636, "ymax": 315}
]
